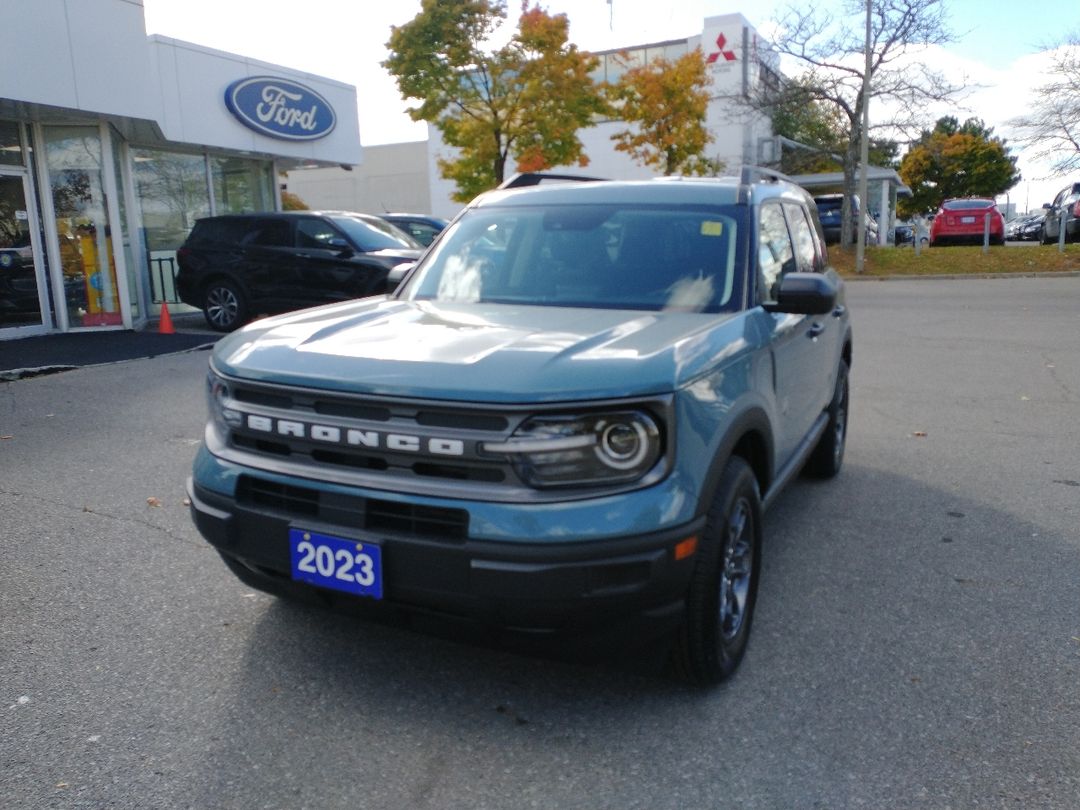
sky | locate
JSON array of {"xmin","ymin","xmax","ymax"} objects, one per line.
[{"xmin": 141, "ymin": 0, "xmax": 1080, "ymax": 212}]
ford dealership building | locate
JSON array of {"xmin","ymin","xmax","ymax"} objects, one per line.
[{"xmin": 0, "ymin": 0, "xmax": 360, "ymax": 340}]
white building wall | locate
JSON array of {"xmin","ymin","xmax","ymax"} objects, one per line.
[
  {"xmin": 0, "ymin": 0, "xmax": 361, "ymax": 166},
  {"xmin": 286, "ymin": 142, "xmax": 430, "ymax": 214},
  {"xmin": 148, "ymin": 37, "xmax": 361, "ymax": 165},
  {"xmin": 0, "ymin": 0, "xmax": 160, "ymax": 122}
]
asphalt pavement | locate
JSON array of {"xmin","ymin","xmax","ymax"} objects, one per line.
[{"xmin": 1, "ymin": 277, "xmax": 1078, "ymax": 809}]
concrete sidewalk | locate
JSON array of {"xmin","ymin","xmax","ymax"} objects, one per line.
[{"xmin": 0, "ymin": 317, "xmax": 217, "ymax": 380}]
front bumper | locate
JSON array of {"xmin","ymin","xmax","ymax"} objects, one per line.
[{"xmin": 187, "ymin": 475, "xmax": 703, "ymax": 643}]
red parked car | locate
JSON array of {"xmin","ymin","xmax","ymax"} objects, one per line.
[{"xmin": 929, "ymin": 198, "xmax": 1005, "ymax": 246}]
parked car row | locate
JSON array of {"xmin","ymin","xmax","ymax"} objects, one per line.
[
  {"xmin": 926, "ymin": 180, "xmax": 1078, "ymax": 247},
  {"xmin": 1005, "ymin": 213, "xmax": 1045, "ymax": 241},
  {"xmin": 174, "ymin": 177, "xmax": 1078, "ymax": 334}
]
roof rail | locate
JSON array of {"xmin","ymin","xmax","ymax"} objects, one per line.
[
  {"xmin": 737, "ymin": 164, "xmax": 796, "ymax": 204},
  {"xmin": 498, "ymin": 172, "xmax": 609, "ymax": 189},
  {"xmin": 739, "ymin": 165, "xmax": 795, "ymax": 186}
]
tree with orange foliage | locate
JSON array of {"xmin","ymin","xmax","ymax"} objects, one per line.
[
  {"xmin": 607, "ymin": 49, "xmax": 722, "ymax": 177},
  {"xmin": 385, "ymin": 0, "xmax": 607, "ymax": 202}
]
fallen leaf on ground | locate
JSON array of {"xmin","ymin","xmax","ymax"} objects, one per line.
[
  {"xmin": 146, "ymin": 497, "xmax": 162, "ymax": 507},
  {"xmin": 913, "ymin": 431, "xmax": 927, "ymax": 438}
]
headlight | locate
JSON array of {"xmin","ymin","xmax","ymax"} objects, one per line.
[
  {"xmin": 206, "ymin": 371, "xmax": 242, "ymax": 434},
  {"xmin": 483, "ymin": 411, "xmax": 662, "ymax": 488}
]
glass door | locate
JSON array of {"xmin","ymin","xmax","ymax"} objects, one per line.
[{"xmin": 0, "ymin": 172, "xmax": 47, "ymax": 330}]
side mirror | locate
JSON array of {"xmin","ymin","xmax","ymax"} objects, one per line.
[
  {"xmin": 764, "ymin": 272, "xmax": 838, "ymax": 315},
  {"xmin": 328, "ymin": 237, "xmax": 354, "ymax": 256},
  {"xmin": 1042, "ymin": 203, "xmax": 1052, "ymax": 210},
  {"xmin": 384, "ymin": 262, "xmax": 415, "ymax": 293}
]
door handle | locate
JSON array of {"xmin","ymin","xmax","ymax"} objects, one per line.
[
  {"xmin": 808, "ymin": 322, "xmax": 825, "ymax": 339},
  {"xmin": 832, "ymin": 305, "xmax": 846, "ymax": 318}
]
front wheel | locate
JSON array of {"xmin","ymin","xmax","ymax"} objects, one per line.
[
  {"xmin": 203, "ymin": 279, "xmax": 247, "ymax": 332},
  {"xmin": 673, "ymin": 456, "xmax": 762, "ymax": 685}
]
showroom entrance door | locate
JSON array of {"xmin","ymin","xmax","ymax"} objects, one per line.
[{"xmin": 0, "ymin": 171, "xmax": 49, "ymax": 333}]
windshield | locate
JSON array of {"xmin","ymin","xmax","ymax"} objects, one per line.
[
  {"xmin": 330, "ymin": 215, "xmax": 421, "ymax": 251},
  {"xmin": 400, "ymin": 203, "xmax": 742, "ymax": 313}
]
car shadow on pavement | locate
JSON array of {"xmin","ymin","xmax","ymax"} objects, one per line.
[{"xmin": 186, "ymin": 463, "xmax": 1080, "ymax": 808}]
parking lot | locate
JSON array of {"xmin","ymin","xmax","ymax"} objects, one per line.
[{"xmin": 1, "ymin": 277, "xmax": 1078, "ymax": 809}]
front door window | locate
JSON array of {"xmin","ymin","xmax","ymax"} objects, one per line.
[
  {"xmin": 44, "ymin": 126, "xmax": 123, "ymax": 327},
  {"xmin": 0, "ymin": 173, "xmax": 44, "ymax": 329}
]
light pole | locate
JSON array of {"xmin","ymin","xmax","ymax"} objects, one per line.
[{"xmin": 856, "ymin": 0, "xmax": 871, "ymax": 273}]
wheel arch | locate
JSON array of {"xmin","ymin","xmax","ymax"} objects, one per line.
[
  {"xmin": 697, "ymin": 407, "xmax": 774, "ymax": 518},
  {"xmin": 199, "ymin": 271, "xmax": 248, "ymax": 302}
]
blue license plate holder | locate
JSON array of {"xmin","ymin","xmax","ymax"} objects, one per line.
[{"xmin": 289, "ymin": 528, "xmax": 383, "ymax": 600}]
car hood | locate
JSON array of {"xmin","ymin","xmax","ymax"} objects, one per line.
[
  {"xmin": 364, "ymin": 248, "xmax": 423, "ymax": 263},
  {"xmin": 211, "ymin": 298, "xmax": 750, "ymax": 403}
]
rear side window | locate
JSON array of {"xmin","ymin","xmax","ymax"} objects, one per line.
[
  {"xmin": 249, "ymin": 218, "xmax": 292, "ymax": 247},
  {"xmin": 186, "ymin": 218, "xmax": 252, "ymax": 246}
]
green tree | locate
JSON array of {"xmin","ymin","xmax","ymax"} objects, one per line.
[
  {"xmin": 384, "ymin": 0, "xmax": 607, "ymax": 202},
  {"xmin": 606, "ymin": 49, "xmax": 722, "ymax": 176},
  {"xmin": 898, "ymin": 116, "xmax": 1021, "ymax": 216}
]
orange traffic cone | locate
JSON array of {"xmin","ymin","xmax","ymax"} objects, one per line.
[{"xmin": 158, "ymin": 301, "xmax": 176, "ymax": 335}]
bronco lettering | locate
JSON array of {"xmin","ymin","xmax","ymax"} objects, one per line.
[{"xmin": 243, "ymin": 414, "xmax": 466, "ymax": 456}]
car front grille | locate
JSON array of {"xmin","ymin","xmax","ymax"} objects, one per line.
[{"xmin": 236, "ymin": 476, "xmax": 469, "ymax": 542}]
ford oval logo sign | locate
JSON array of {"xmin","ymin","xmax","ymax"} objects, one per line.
[{"xmin": 224, "ymin": 77, "xmax": 336, "ymax": 141}]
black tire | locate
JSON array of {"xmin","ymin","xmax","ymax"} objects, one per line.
[
  {"xmin": 673, "ymin": 456, "xmax": 762, "ymax": 685},
  {"xmin": 203, "ymin": 279, "xmax": 247, "ymax": 332},
  {"xmin": 805, "ymin": 360, "xmax": 849, "ymax": 479}
]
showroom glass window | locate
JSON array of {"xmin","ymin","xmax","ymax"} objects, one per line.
[
  {"xmin": 131, "ymin": 149, "xmax": 211, "ymax": 252},
  {"xmin": 44, "ymin": 126, "xmax": 123, "ymax": 327},
  {"xmin": 132, "ymin": 149, "xmax": 210, "ymax": 304},
  {"xmin": 211, "ymin": 156, "xmax": 274, "ymax": 214},
  {"xmin": 0, "ymin": 120, "xmax": 23, "ymax": 167}
]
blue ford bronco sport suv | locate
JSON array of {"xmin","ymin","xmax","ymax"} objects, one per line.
[{"xmin": 187, "ymin": 168, "xmax": 851, "ymax": 684}]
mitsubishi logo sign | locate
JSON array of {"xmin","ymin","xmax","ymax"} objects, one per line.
[{"xmin": 706, "ymin": 33, "xmax": 737, "ymax": 64}]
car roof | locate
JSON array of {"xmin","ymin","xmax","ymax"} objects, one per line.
[
  {"xmin": 470, "ymin": 175, "xmax": 811, "ymax": 209},
  {"xmin": 196, "ymin": 211, "xmax": 381, "ymax": 221}
]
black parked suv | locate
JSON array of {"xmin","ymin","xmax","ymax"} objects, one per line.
[{"xmin": 176, "ymin": 211, "xmax": 422, "ymax": 331}]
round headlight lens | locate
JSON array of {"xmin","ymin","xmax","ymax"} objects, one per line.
[{"xmin": 597, "ymin": 419, "xmax": 649, "ymax": 470}]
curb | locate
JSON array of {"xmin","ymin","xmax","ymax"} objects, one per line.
[
  {"xmin": 842, "ymin": 271, "xmax": 1080, "ymax": 281},
  {"xmin": 0, "ymin": 342, "xmax": 216, "ymax": 382}
]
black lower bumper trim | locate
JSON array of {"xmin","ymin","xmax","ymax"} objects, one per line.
[{"xmin": 187, "ymin": 477, "xmax": 702, "ymax": 638}]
